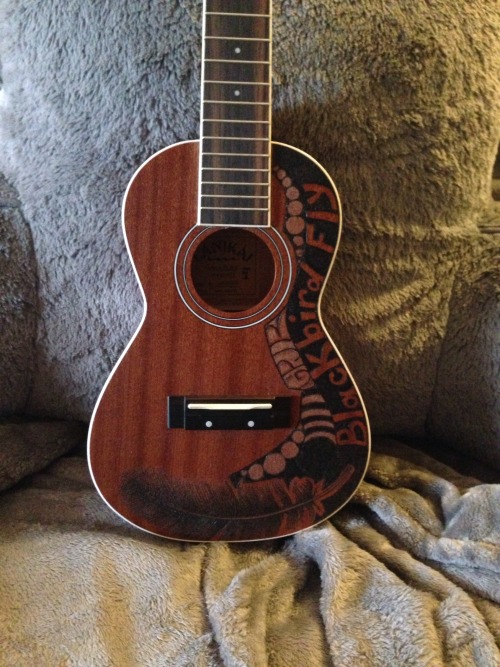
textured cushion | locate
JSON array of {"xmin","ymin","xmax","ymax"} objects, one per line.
[
  {"xmin": 0, "ymin": 174, "xmax": 36, "ymax": 413},
  {"xmin": 0, "ymin": 1, "xmax": 498, "ymax": 463}
]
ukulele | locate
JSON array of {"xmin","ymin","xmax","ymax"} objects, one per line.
[{"xmin": 88, "ymin": 0, "xmax": 370, "ymax": 542}]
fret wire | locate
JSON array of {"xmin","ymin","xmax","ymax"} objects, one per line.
[
  {"xmin": 205, "ymin": 59, "xmax": 270, "ymax": 64},
  {"xmin": 204, "ymin": 80, "xmax": 270, "ymax": 85},
  {"xmin": 204, "ymin": 119, "xmax": 269, "ymax": 124},
  {"xmin": 202, "ymin": 195, "xmax": 269, "ymax": 199},
  {"xmin": 202, "ymin": 167, "xmax": 268, "ymax": 172},
  {"xmin": 201, "ymin": 206, "xmax": 269, "ymax": 211},
  {"xmin": 204, "ymin": 100, "xmax": 269, "ymax": 106},
  {"xmin": 202, "ymin": 152, "xmax": 269, "ymax": 157},
  {"xmin": 203, "ymin": 136, "xmax": 269, "ymax": 141},
  {"xmin": 205, "ymin": 36, "xmax": 270, "ymax": 42},
  {"xmin": 202, "ymin": 181, "xmax": 270, "ymax": 186},
  {"xmin": 206, "ymin": 12, "xmax": 270, "ymax": 18}
]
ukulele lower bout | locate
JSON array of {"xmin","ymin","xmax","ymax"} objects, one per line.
[{"xmin": 88, "ymin": 141, "xmax": 370, "ymax": 542}]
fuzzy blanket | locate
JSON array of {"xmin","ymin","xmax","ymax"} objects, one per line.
[{"xmin": 0, "ymin": 427, "xmax": 499, "ymax": 666}]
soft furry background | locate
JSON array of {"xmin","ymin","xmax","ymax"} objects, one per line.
[{"xmin": 0, "ymin": 0, "xmax": 499, "ymax": 464}]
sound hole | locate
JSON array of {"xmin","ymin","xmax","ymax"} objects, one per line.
[{"xmin": 191, "ymin": 228, "xmax": 276, "ymax": 312}]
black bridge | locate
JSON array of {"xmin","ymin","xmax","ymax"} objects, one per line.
[{"xmin": 168, "ymin": 397, "xmax": 292, "ymax": 430}]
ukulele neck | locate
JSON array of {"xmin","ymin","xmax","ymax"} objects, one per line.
[{"xmin": 199, "ymin": 0, "xmax": 272, "ymax": 227}]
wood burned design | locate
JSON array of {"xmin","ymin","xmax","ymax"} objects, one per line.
[{"xmin": 230, "ymin": 154, "xmax": 369, "ymax": 519}]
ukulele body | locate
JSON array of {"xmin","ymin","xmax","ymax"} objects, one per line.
[{"xmin": 88, "ymin": 140, "xmax": 370, "ymax": 542}]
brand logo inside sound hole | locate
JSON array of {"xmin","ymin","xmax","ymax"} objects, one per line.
[{"xmin": 191, "ymin": 229, "xmax": 276, "ymax": 313}]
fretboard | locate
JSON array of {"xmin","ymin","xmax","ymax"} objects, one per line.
[{"xmin": 199, "ymin": 0, "xmax": 272, "ymax": 226}]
